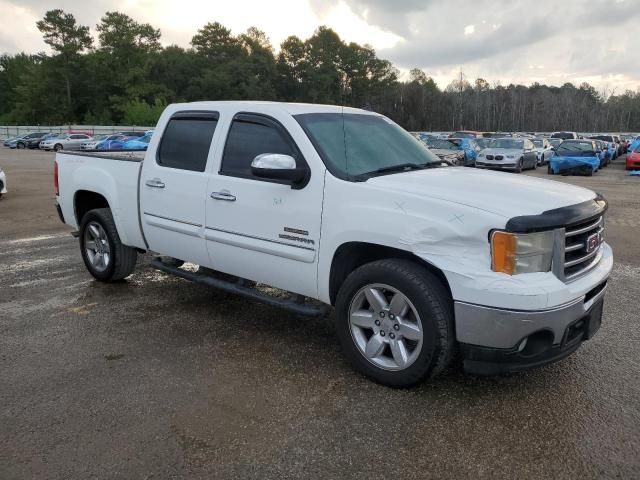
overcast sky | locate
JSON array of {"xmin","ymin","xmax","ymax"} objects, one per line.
[{"xmin": 1, "ymin": 0, "xmax": 638, "ymax": 92}]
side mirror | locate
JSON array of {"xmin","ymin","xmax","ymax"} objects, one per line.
[{"xmin": 251, "ymin": 153, "xmax": 308, "ymax": 187}]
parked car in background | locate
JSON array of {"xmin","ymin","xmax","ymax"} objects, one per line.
[
  {"xmin": 549, "ymin": 139, "xmax": 600, "ymax": 176},
  {"xmin": 96, "ymin": 135, "xmax": 141, "ymax": 150},
  {"xmin": 6, "ymin": 132, "xmax": 44, "ymax": 149},
  {"xmin": 450, "ymin": 130, "xmax": 482, "ymax": 139},
  {"xmin": 612, "ymin": 135, "xmax": 624, "ymax": 156},
  {"xmin": 475, "ymin": 138, "xmax": 492, "ymax": 150},
  {"xmin": 122, "ymin": 133, "xmax": 152, "ymax": 151},
  {"xmin": 590, "ymin": 135, "xmax": 618, "ymax": 160},
  {"xmin": 40, "ymin": 133, "xmax": 92, "ymax": 151},
  {"xmin": 81, "ymin": 134, "xmax": 110, "ymax": 151},
  {"xmin": 27, "ymin": 132, "xmax": 58, "ymax": 150},
  {"xmin": 627, "ymin": 144, "xmax": 640, "ymax": 171},
  {"xmin": 592, "ymin": 139, "xmax": 610, "ymax": 167},
  {"xmin": 95, "ymin": 132, "xmax": 147, "ymax": 150},
  {"xmin": 532, "ymin": 138, "xmax": 553, "ymax": 165},
  {"xmin": 549, "ymin": 138, "xmax": 563, "ymax": 150},
  {"xmin": 94, "ymin": 135, "xmax": 127, "ymax": 150},
  {"xmin": 0, "ymin": 165, "xmax": 6, "ymax": 198},
  {"xmin": 551, "ymin": 131, "xmax": 579, "ymax": 140},
  {"xmin": 476, "ymin": 137, "xmax": 538, "ymax": 172},
  {"xmin": 3, "ymin": 136, "xmax": 18, "ymax": 147},
  {"xmin": 418, "ymin": 135, "xmax": 464, "ymax": 164},
  {"xmin": 627, "ymin": 136, "xmax": 640, "ymax": 154},
  {"xmin": 448, "ymin": 137, "xmax": 482, "ymax": 166}
]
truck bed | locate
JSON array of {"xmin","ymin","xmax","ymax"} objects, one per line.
[
  {"xmin": 60, "ymin": 150, "xmax": 146, "ymax": 162},
  {"xmin": 55, "ymin": 151, "xmax": 147, "ymax": 249}
]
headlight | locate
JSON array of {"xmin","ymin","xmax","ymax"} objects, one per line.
[
  {"xmin": 478, "ymin": 153, "xmax": 485, "ymax": 157},
  {"xmin": 506, "ymin": 154, "xmax": 515, "ymax": 159},
  {"xmin": 491, "ymin": 230, "xmax": 554, "ymax": 275}
]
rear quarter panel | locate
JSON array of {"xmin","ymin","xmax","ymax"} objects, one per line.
[{"xmin": 56, "ymin": 152, "xmax": 146, "ymax": 248}]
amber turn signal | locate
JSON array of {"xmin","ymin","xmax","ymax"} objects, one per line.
[{"xmin": 491, "ymin": 231, "xmax": 517, "ymax": 275}]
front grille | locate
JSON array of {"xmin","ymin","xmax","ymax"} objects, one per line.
[
  {"xmin": 495, "ymin": 155, "xmax": 504, "ymax": 160},
  {"xmin": 563, "ymin": 215, "xmax": 604, "ymax": 281}
]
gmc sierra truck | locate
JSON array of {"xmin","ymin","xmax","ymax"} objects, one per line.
[{"xmin": 55, "ymin": 101, "xmax": 612, "ymax": 387}]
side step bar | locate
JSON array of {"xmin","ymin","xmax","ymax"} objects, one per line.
[{"xmin": 150, "ymin": 258, "xmax": 330, "ymax": 318}]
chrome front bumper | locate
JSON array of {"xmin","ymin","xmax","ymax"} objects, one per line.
[{"xmin": 454, "ymin": 280, "xmax": 607, "ymax": 350}]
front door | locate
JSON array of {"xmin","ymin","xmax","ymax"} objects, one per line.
[
  {"xmin": 140, "ymin": 111, "xmax": 219, "ymax": 266},
  {"xmin": 205, "ymin": 112, "xmax": 324, "ymax": 298}
]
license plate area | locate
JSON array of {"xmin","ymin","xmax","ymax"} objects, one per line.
[{"xmin": 563, "ymin": 298, "xmax": 604, "ymax": 345}]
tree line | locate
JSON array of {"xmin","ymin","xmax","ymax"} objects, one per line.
[{"xmin": 0, "ymin": 9, "xmax": 638, "ymax": 132}]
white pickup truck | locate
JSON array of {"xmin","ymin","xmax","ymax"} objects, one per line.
[{"xmin": 55, "ymin": 101, "xmax": 612, "ymax": 386}]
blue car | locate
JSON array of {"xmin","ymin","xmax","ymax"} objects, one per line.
[
  {"xmin": 122, "ymin": 133, "xmax": 151, "ymax": 150},
  {"xmin": 549, "ymin": 139, "xmax": 600, "ymax": 176},
  {"xmin": 95, "ymin": 134, "xmax": 126, "ymax": 150},
  {"xmin": 628, "ymin": 137, "xmax": 640, "ymax": 154},
  {"xmin": 448, "ymin": 137, "xmax": 482, "ymax": 166}
]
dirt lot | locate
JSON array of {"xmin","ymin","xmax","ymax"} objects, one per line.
[{"xmin": 1, "ymin": 149, "xmax": 639, "ymax": 479}]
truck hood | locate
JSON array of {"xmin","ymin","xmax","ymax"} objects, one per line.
[{"xmin": 366, "ymin": 167, "xmax": 596, "ymax": 219}]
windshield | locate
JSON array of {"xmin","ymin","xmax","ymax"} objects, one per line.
[
  {"xmin": 556, "ymin": 141, "xmax": 595, "ymax": 155},
  {"xmin": 295, "ymin": 113, "xmax": 441, "ymax": 179},
  {"xmin": 490, "ymin": 138, "xmax": 523, "ymax": 149},
  {"xmin": 55, "ymin": 134, "xmax": 67, "ymax": 139},
  {"xmin": 532, "ymin": 139, "xmax": 544, "ymax": 147},
  {"xmin": 475, "ymin": 138, "xmax": 492, "ymax": 148}
]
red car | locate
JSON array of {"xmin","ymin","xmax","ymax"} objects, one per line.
[{"xmin": 627, "ymin": 147, "xmax": 640, "ymax": 170}]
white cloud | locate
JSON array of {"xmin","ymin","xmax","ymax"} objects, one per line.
[{"xmin": 1, "ymin": 0, "xmax": 638, "ymax": 92}]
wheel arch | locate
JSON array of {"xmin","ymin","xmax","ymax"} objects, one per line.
[
  {"xmin": 328, "ymin": 241, "xmax": 453, "ymax": 306},
  {"xmin": 74, "ymin": 190, "xmax": 110, "ymax": 225}
]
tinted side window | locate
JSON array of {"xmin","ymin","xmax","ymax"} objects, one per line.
[
  {"xmin": 157, "ymin": 115, "xmax": 218, "ymax": 172},
  {"xmin": 221, "ymin": 115, "xmax": 296, "ymax": 178}
]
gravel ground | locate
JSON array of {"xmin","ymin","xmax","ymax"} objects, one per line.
[{"xmin": 0, "ymin": 149, "xmax": 638, "ymax": 479}]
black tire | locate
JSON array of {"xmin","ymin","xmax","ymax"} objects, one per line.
[
  {"xmin": 335, "ymin": 259, "xmax": 454, "ymax": 387},
  {"xmin": 515, "ymin": 159, "xmax": 523, "ymax": 173},
  {"xmin": 547, "ymin": 163, "xmax": 553, "ymax": 174},
  {"xmin": 79, "ymin": 208, "xmax": 137, "ymax": 282},
  {"xmin": 17, "ymin": 142, "xmax": 25, "ymax": 149},
  {"xmin": 54, "ymin": 143, "xmax": 63, "ymax": 151}
]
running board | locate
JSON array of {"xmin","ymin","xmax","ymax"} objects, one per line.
[{"xmin": 150, "ymin": 258, "xmax": 329, "ymax": 318}]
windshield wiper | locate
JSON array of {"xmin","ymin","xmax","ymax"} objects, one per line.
[{"xmin": 373, "ymin": 162, "xmax": 442, "ymax": 175}]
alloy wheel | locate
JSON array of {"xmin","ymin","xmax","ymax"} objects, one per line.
[
  {"xmin": 348, "ymin": 283, "xmax": 424, "ymax": 371},
  {"xmin": 84, "ymin": 221, "xmax": 111, "ymax": 272}
]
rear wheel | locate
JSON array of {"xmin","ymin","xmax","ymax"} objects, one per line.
[
  {"xmin": 335, "ymin": 259, "xmax": 454, "ymax": 387},
  {"xmin": 79, "ymin": 208, "xmax": 137, "ymax": 282}
]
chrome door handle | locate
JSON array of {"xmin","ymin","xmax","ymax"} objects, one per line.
[
  {"xmin": 145, "ymin": 178, "xmax": 165, "ymax": 188},
  {"xmin": 210, "ymin": 190, "xmax": 236, "ymax": 201}
]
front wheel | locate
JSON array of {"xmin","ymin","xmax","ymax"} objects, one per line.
[
  {"xmin": 515, "ymin": 159, "xmax": 523, "ymax": 173},
  {"xmin": 17, "ymin": 142, "xmax": 25, "ymax": 149},
  {"xmin": 79, "ymin": 208, "xmax": 137, "ymax": 282},
  {"xmin": 54, "ymin": 143, "xmax": 63, "ymax": 151},
  {"xmin": 335, "ymin": 259, "xmax": 454, "ymax": 387}
]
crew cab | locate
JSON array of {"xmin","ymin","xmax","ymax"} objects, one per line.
[{"xmin": 55, "ymin": 101, "xmax": 613, "ymax": 387}]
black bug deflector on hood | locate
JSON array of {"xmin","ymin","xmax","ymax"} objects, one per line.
[{"xmin": 505, "ymin": 195, "xmax": 608, "ymax": 233}]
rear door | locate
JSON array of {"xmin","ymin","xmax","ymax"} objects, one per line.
[
  {"xmin": 140, "ymin": 111, "xmax": 219, "ymax": 266},
  {"xmin": 68, "ymin": 134, "xmax": 89, "ymax": 150},
  {"xmin": 204, "ymin": 111, "xmax": 324, "ymax": 298}
]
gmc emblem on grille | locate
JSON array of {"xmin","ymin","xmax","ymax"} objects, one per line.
[{"xmin": 586, "ymin": 232, "xmax": 601, "ymax": 253}]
